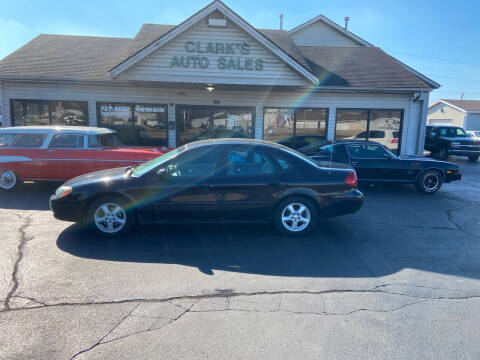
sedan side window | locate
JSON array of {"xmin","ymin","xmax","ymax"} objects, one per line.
[
  {"xmin": 12, "ymin": 133, "xmax": 47, "ymax": 148},
  {"xmin": 0, "ymin": 134, "xmax": 17, "ymax": 147},
  {"xmin": 225, "ymin": 148, "xmax": 276, "ymax": 176},
  {"xmin": 166, "ymin": 147, "xmax": 217, "ymax": 178},
  {"xmin": 348, "ymin": 144, "xmax": 390, "ymax": 159},
  {"xmin": 49, "ymin": 134, "xmax": 84, "ymax": 149}
]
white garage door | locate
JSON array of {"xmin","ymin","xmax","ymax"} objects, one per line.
[
  {"xmin": 429, "ymin": 119, "xmax": 453, "ymax": 126},
  {"xmin": 466, "ymin": 113, "xmax": 480, "ymax": 130}
]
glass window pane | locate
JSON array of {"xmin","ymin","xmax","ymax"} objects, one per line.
[
  {"xmin": 212, "ymin": 109, "xmax": 253, "ymax": 139},
  {"xmin": 0, "ymin": 134, "xmax": 17, "ymax": 147},
  {"xmin": 347, "ymin": 144, "xmax": 389, "ymax": 159},
  {"xmin": 335, "ymin": 110, "xmax": 368, "ymax": 140},
  {"xmin": 134, "ymin": 104, "xmax": 168, "ymax": 146},
  {"xmin": 12, "ymin": 133, "xmax": 47, "ymax": 148},
  {"xmin": 24, "ymin": 101, "xmax": 50, "ymax": 126},
  {"xmin": 225, "ymin": 148, "xmax": 276, "ymax": 176},
  {"xmin": 52, "ymin": 101, "xmax": 88, "ymax": 126},
  {"xmin": 97, "ymin": 103, "xmax": 135, "ymax": 144},
  {"xmin": 294, "ymin": 108, "xmax": 327, "ymax": 143},
  {"xmin": 12, "ymin": 101, "xmax": 25, "ymax": 126},
  {"xmin": 177, "ymin": 107, "xmax": 210, "ymax": 145},
  {"xmin": 167, "ymin": 147, "xmax": 217, "ymax": 178},
  {"xmin": 49, "ymin": 134, "xmax": 83, "ymax": 148},
  {"xmin": 264, "ymin": 108, "xmax": 295, "ymax": 143},
  {"xmin": 369, "ymin": 110, "xmax": 402, "ymax": 152}
]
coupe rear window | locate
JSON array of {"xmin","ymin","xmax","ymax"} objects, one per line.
[
  {"xmin": 0, "ymin": 134, "xmax": 17, "ymax": 147},
  {"xmin": 12, "ymin": 133, "xmax": 47, "ymax": 148}
]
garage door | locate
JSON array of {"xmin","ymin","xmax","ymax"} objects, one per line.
[
  {"xmin": 429, "ymin": 119, "xmax": 453, "ymax": 126},
  {"xmin": 466, "ymin": 113, "xmax": 480, "ymax": 130}
]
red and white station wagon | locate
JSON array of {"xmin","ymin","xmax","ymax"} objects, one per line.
[{"xmin": 0, "ymin": 126, "xmax": 169, "ymax": 190}]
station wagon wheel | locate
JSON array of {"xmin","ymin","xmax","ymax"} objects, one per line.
[
  {"xmin": 0, "ymin": 170, "xmax": 18, "ymax": 191},
  {"xmin": 274, "ymin": 197, "xmax": 317, "ymax": 236},
  {"xmin": 415, "ymin": 170, "xmax": 444, "ymax": 194},
  {"xmin": 88, "ymin": 197, "xmax": 136, "ymax": 236}
]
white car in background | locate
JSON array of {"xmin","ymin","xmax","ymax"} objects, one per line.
[
  {"xmin": 467, "ymin": 130, "xmax": 480, "ymax": 138},
  {"xmin": 350, "ymin": 129, "xmax": 400, "ymax": 150}
]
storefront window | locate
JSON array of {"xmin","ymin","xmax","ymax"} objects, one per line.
[
  {"xmin": 263, "ymin": 108, "xmax": 295, "ymax": 143},
  {"xmin": 177, "ymin": 106, "xmax": 254, "ymax": 145},
  {"xmin": 335, "ymin": 110, "xmax": 368, "ymax": 140},
  {"xmin": 97, "ymin": 103, "xmax": 168, "ymax": 146},
  {"xmin": 11, "ymin": 99, "xmax": 88, "ymax": 127},
  {"xmin": 335, "ymin": 109, "xmax": 402, "ymax": 153},
  {"xmin": 52, "ymin": 101, "xmax": 88, "ymax": 126}
]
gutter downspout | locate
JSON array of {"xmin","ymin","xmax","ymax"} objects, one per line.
[{"xmin": 414, "ymin": 91, "xmax": 429, "ymax": 156}]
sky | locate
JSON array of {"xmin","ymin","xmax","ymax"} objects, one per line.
[{"xmin": 0, "ymin": 0, "xmax": 479, "ymax": 104}]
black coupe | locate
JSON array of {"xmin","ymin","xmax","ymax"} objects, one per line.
[
  {"xmin": 300, "ymin": 140, "xmax": 461, "ymax": 194},
  {"xmin": 50, "ymin": 139, "xmax": 363, "ymax": 237}
]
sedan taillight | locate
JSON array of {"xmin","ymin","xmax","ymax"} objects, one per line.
[{"xmin": 345, "ymin": 171, "xmax": 357, "ymax": 187}]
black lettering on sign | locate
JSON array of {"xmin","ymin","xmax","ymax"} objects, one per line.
[
  {"xmin": 218, "ymin": 57, "xmax": 227, "ymax": 69},
  {"xmin": 185, "ymin": 41, "xmax": 195, "ymax": 52},
  {"xmin": 200, "ymin": 57, "xmax": 209, "ymax": 68},
  {"xmin": 227, "ymin": 58, "xmax": 236, "ymax": 70},
  {"xmin": 241, "ymin": 42, "xmax": 250, "ymax": 55},
  {"xmin": 255, "ymin": 59, "xmax": 263, "ymax": 70},
  {"xmin": 226, "ymin": 43, "xmax": 235, "ymax": 54},
  {"xmin": 216, "ymin": 43, "xmax": 225, "ymax": 54},
  {"xmin": 206, "ymin": 42, "xmax": 215, "ymax": 54},
  {"xmin": 170, "ymin": 56, "xmax": 181, "ymax": 67}
]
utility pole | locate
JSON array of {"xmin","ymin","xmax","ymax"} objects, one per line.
[{"xmin": 461, "ymin": 92, "xmax": 464, "ymax": 100}]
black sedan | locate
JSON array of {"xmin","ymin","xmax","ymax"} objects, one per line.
[
  {"xmin": 50, "ymin": 139, "xmax": 363, "ymax": 237},
  {"xmin": 300, "ymin": 140, "xmax": 461, "ymax": 194}
]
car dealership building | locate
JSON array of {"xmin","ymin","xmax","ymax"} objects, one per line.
[{"xmin": 0, "ymin": 0, "xmax": 438, "ymax": 155}]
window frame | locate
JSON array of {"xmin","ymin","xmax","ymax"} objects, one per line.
[
  {"xmin": 335, "ymin": 108, "xmax": 404, "ymax": 154},
  {"xmin": 10, "ymin": 99, "xmax": 89, "ymax": 127},
  {"xmin": 346, "ymin": 143, "xmax": 393, "ymax": 160},
  {"xmin": 11, "ymin": 133, "xmax": 48, "ymax": 148},
  {"xmin": 96, "ymin": 101, "xmax": 169, "ymax": 146},
  {"xmin": 262, "ymin": 107, "xmax": 329, "ymax": 146}
]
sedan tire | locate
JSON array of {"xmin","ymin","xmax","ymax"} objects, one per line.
[
  {"xmin": 87, "ymin": 196, "xmax": 136, "ymax": 237},
  {"xmin": 415, "ymin": 170, "xmax": 444, "ymax": 194},
  {"xmin": 274, "ymin": 197, "xmax": 317, "ymax": 236}
]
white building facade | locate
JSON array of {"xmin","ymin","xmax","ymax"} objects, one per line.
[{"xmin": 0, "ymin": 1, "xmax": 438, "ymax": 155}]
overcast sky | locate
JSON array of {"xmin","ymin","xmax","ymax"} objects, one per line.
[{"xmin": 1, "ymin": 0, "xmax": 479, "ymax": 103}]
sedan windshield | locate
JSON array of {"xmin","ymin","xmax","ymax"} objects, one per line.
[{"xmin": 133, "ymin": 146, "xmax": 184, "ymax": 176}]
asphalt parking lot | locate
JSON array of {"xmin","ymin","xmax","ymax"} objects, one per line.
[{"xmin": 1, "ymin": 158, "xmax": 480, "ymax": 359}]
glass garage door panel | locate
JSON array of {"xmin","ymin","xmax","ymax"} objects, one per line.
[
  {"xmin": 177, "ymin": 106, "xmax": 254, "ymax": 145},
  {"xmin": 212, "ymin": 109, "xmax": 252, "ymax": 139},
  {"xmin": 263, "ymin": 108, "xmax": 295, "ymax": 143},
  {"xmin": 369, "ymin": 110, "xmax": 402, "ymax": 152}
]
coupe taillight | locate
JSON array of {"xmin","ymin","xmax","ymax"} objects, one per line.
[{"xmin": 345, "ymin": 171, "xmax": 357, "ymax": 187}]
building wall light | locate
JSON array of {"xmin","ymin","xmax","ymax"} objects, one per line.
[{"xmin": 206, "ymin": 84, "xmax": 215, "ymax": 92}]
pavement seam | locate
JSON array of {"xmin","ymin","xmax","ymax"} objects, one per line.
[{"xmin": 3, "ymin": 215, "xmax": 34, "ymax": 310}]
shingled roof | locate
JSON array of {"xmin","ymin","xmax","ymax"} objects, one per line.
[
  {"xmin": 0, "ymin": 23, "xmax": 437, "ymax": 89},
  {"xmin": 438, "ymin": 99, "xmax": 480, "ymax": 112}
]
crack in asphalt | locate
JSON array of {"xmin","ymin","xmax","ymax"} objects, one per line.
[
  {"xmin": 3, "ymin": 215, "xmax": 33, "ymax": 310},
  {"xmin": 445, "ymin": 204, "xmax": 480, "ymax": 240},
  {"xmin": 2, "ymin": 285, "xmax": 480, "ymax": 315},
  {"xmin": 69, "ymin": 303, "xmax": 139, "ymax": 360}
]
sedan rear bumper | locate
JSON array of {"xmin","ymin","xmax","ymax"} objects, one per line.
[{"xmin": 318, "ymin": 189, "xmax": 364, "ymax": 217}]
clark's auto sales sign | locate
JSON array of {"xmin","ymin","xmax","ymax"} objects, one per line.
[{"xmin": 170, "ymin": 41, "xmax": 264, "ymax": 71}]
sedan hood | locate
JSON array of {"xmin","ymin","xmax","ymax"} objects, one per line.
[{"xmin": 63, "ymin": 166, "xmax": 130, "ymax": 187}]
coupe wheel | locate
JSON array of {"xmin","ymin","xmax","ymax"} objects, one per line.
[
  {"xmin": 468, "ymin": 155, "xmax": 479, "ymax": 162},
  {"xmin": 0, "ymin": 170, "xmax": 18, "ymax": 191},
  {"xmin": 274, "ymin": 197, "xmax": 317, "ymax": 236},
  {"xmin": 88, "ymin": 197, "xmax": 136, "ymax": 236},
  {"xmin": 415, "ymin": 170, "xmax": 443, "ymax": 194}
]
